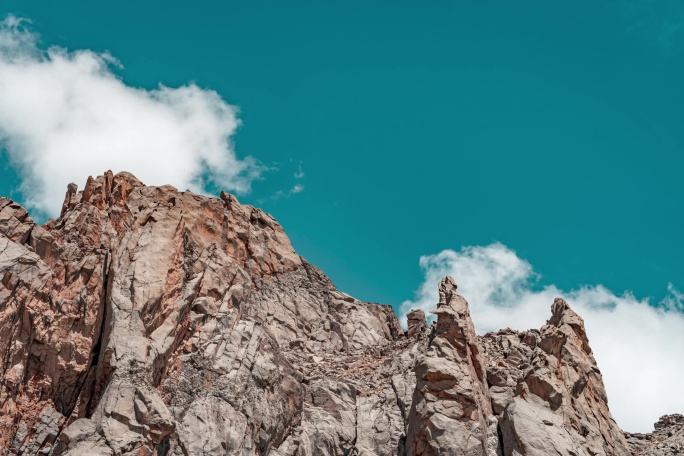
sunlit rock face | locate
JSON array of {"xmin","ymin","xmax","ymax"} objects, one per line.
[{"xmin": 0, "ymin": 172, "xmax": 669, "ymax": 455}]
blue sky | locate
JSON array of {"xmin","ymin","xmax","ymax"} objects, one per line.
[
  {"xmin": 0, "ymin": 1, "xmax": 683, "ymax": 430},
  {"xmin": 0, "ymin": 0, "xmax": 681, "ymax": 308}
]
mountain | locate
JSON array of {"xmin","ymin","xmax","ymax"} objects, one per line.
[{"xmin": 0, "ymin": 171, "xmax": 678, "ymax": 455}]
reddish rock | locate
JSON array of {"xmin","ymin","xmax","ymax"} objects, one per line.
[{"xmin": 0, "ymin": 172, "xmax": 673, "ymax": 455}]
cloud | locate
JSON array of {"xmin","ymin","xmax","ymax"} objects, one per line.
[
  {"xmin": 294, "ymin": 161, "xmax": 305, "ymax": 179},
  {"xmin": 0, "ymin": 15, "xmax": 263, "ymax": 217},
  {"xmin": 659, "ymin": 22, "xmax": 682, "ymax": 52},
  {"xmin": 257, "ymin": 183, "xmax": 304, "ymax": 204},
  {"xmin": 618, "ymin": 0, "xmax": 684, "ymax": 53},
  {"xmin": 400, "ymin": 243, "xmax": 684, "ymax": 433},
  {"xmin": 257, "ymin": 160, "xmax": 305, "ymax": 203}
]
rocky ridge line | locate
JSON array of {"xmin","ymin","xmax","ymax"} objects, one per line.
[
  {"xmin": 0, "ymin": 171, "xmax": 677, "ymax": 455},
  {"xmin": 626, "ymin": 415, "xmax": 684, "ymax": 455}
]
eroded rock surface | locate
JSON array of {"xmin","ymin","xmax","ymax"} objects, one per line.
[
  {"xmin": 480, "ymin": 299, "xmax": 630, "ymax": 455},
  {"xmin": 627, "ymin": 414, "xmax": 684, "ymax": 455},
  {"xmin": 0, "ymin": 171, "xmax": 671, "ymax": 455},
  {"xmin": 0, "ymin": 173, "xmax": 411, "ymax": 456},
  {"xmin": 405, "ymin": 277, "xmax": 496, "ymax": 456}
]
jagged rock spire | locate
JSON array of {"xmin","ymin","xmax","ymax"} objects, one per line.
[
  {"xmin": 406, "ymin": 276, "xmax": 498, "ymax": 456},
  {"xmin": 485, "ymin": 298, "xmax": 630, "ymax": 455}
]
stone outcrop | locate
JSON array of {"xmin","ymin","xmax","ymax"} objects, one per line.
[
  {"xmin": 405, "ymin": 277, "xmax": 497, "ymax": 456},
  {"xmin": 0, "ymin": 172, "xmax": 411, "ymax": 456},
  {"xmin": 480, "ymin": 299, "xmax": 630, "ymax": 455},
  {"xmin": 0, "ymin": 171, "xmax": 674, "ymax": 455},
  {"xmin": 406, "ymin": 310, "xmax": 427, "ymax": 341},
  {"xmin": 627, "ymin": 415, "xmax": 684, "ymax": 455}
]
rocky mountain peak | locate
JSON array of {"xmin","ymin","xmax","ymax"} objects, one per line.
[{"xmin": 0, "ymin": 172, "xmax": 677, "ymax": 455}]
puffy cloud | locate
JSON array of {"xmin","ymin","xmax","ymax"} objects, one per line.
[
  {"xmin": 0, "ymin": 15, "xmax": 262, "ymax": 217},
  {"xmin": 400, "ymin": 242, "xmax": 684, "ymax": 433}
]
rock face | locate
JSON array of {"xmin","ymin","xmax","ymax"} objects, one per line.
[
  {"xmin": 480, "ymin": 299, "xmax": 630, "ymax": 456},
  {"xmin": 626, "ymin": 415, "xmax": 684, "ymax": 455},
  {"xmin": 0, "ymin": 173, "xmax": 410, "ymax": 456},
  {"xmin": 405, "ymin": 277, "xmax": 496, "ymax": 456},
  {"xmin": 0, "ymin": 171, "xmax": 671, "ymax": 455}
]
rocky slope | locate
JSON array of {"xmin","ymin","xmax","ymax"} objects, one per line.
[
  {"xmin": 626, "ymin": 415, "xmax": 684, "ymax": 455},
  {"xmin": 0, "ymin": 171, "xmax": 676, "ymax": 455}
]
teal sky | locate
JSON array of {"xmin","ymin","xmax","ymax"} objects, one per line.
[{"xmin": 1, "ymin": 0, "xmax": 683, "ymax": 310}]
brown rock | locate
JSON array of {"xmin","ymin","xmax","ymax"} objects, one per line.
[
  {"xmin": 0, "ymin": 172, "xmax": 669, "ymax": 455},
  {"xmin": 626, "ymin": 414, "xmax": 684, "ymax": 455},
  {"xmin": 405, "ymin": 276, "xmax": 497, "ymax": 456},
  {"xmin": 0, "ymin": 172, "xmax": 407, "ymax": 455},
  {"xmin": 481, "ymin": 298, "xmax": 630, "ymax": 455},
  {"xmin": 406, "ymin": 309, "xmax": 428, "ymax": 340}
]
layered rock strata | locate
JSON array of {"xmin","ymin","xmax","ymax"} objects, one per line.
[{"xmin": 0, "ymin": 171, "xmax": 672, "ymax": 455}]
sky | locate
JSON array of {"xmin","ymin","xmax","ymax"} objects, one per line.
[{"xmin": 0, "ymin": 0, "xmax": 682, "ymax": 432}]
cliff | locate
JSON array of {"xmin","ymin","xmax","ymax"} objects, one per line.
[{"xmin": 0, "ymin": 172, "xmax": 675, "ymax": 455}]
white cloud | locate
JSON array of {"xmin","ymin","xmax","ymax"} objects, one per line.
[
  {"xmin": 257, "ymin": 159, "xmax": 305, "ymax": 204},
  {"xmin": 294, "ymin": 161, "xmax": 305, "ymax": 179},
  {"xmin": 257, "ymin": 183, "xmax": 304, "ymax": 204},
  {"xmin": 400, "ymin": 242, "xmax": 684, "ymax": 433},
  {"xmin": 0, "ymin": 15, "xmax": 263, "ymax": 217}
]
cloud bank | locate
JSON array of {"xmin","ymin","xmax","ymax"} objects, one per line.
[
  {"xmin": 0, "ymin": 16, "xmax": 262, "ymax": 217},
  {"xmin": 400, "ymin": 243, "xmax": 684, "ymax": 433}
]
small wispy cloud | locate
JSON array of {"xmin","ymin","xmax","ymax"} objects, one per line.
[
  {"xmin": 659, "ymin": 21, "xmax": 682, "ymax": 52},
  {"xmin": 258, "ymin": 183, "xmax": 304, "ymax": 204},
  {"xmin": 257, "ymin": 160, "xmax": 305, "ymax": 203},
  {"xmin": 618, "ymin": 0, "xmax": 684, "ymax": 53},
  {"xmin": 294, "ymin": 160, "xmax": 305, "ymax": 179},
  {"xmin": 0, "ymin": 15, "xmax": 263, "ymax": 217},
  {"xmin": 401, "ymin": 243, "xmax": 684, "ymax": 433}
]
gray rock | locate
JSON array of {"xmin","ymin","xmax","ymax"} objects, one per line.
[
  {"xmin": 407, "ymin": 309, "xmax": 428, "ymax": 341},
  {"xmin": 481, "ymin": 299, "xmax": 630, "ymax": 456},
  {"xmin": 0, "ymin": 172, "xmax": 666, "ymax": 456},
  {"xmin": 627, "ymin": 414, "xmax": 684, "ymax": 455},
  {"xmin": 405, "ymin": 277, "xmax": 495, "ymax": 456}
]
